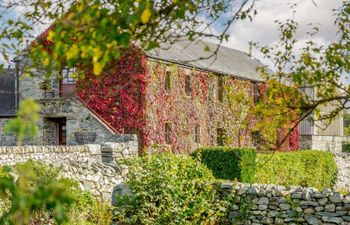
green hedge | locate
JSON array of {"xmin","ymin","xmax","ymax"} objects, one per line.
[
  {"xmin": 192, "ymin": 147, "xmax": 256, "ymax": 183},
  {"xmin": 255, "ymin": 150, "xmax": 338, "ymax": 189},
  {"xmin": 342, "ymin": 143, "xmax": 350, "ymax": 153}
]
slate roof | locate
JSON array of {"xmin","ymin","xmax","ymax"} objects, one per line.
[
  {"xmin": 146, "ymin": 40, "xmax": 266, "ymax": 81},
  {"xmin": 0, "ymin": 68, "xmax": 17, "ymax": 116}
]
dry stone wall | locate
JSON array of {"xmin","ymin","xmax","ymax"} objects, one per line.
[
  {"xmin": 222, "ymin": 183, "xmax": 350, "ymax": 225},
  {"xmin": 52, "ymin": 161, "xmax": 126, "ymax": 201},
  {"xmin": 334, "ymin": 153, "xmax": 350, "ymax": 191},
  {"xmin": 0, "ymin": 138, "xmax": 138, "ymax": 166},
  {"xmin": 0, "ymin": 141, "xmax": 138, "ymax": 202},
  {"xmin": 0, "ymin": 144, "xmax": 102, "ymax": 165},
  {"xmin": 0, "ymin": 141, "xmax": 349, "ymax": 224}
]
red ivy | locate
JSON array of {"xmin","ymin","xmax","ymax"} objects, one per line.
[{"xmin": 77, "ymin": 48, "xmax": 151, "ymax": 147}]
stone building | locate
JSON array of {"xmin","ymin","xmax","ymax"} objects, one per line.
[
  {"xmin": 0, "ymin": 65, "xmax": 131, "ymax": 146},
  {"xmin": 299, "ymin": 87, "xmax": 346, "ymax": 152},
  {"xmin": 0, "ymin": 40, "xmax": 266, "ymax": 152},
  {"xmin": 0, "ymin": 40, "xmax": 344, "ymax": 152}
]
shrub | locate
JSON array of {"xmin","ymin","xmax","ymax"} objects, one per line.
[
  {"xmin": 0, "ymin": 160, "xmax": 75, "ymax": 224},
  {"xmin": 255, "ymin": 150, "xmax": 338, "ymax": 189},
  {"xmin": 192, "ymin": 147, "xmax": 257, "ymax": 183},
  {"xmin": 0, "ymin": 160, "xmax": 112, "ymax": 225},
  {"xmin": 67, "ymin": 188, "xmax": 112, "ymax": 225},
  {"xmin": 342, "ymin": 143, "xmax": 350, "ymax": 153},
  {"xmin": 114, "ymin": 152, "xmax": 228, "ymax": 225}
]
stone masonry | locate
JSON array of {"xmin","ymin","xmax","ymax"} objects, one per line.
[
  {"xmin": 54, "ymin": 160, "xmax": 126, "ymax": 201},
  {"xmin": 334, "ymin": 153, "xmax": 350, "ymax": 192},
  {"xmin": 0, "ymin": 140, "xmax": 138, "ymax": 202},
  {"xmin": 38, "ymin": 98, "xmax": 123, "ymax": 146},
  {"xmin": 300, "ymin": 135, "xmax": 347, "ymax": 153},
  {"xmin": 0, "ymin": 144, "xmax": 102, "ymax": 165},
  {"xmin": 0, "ymin": 98, "xmax": 133, "ymax": 146},
  {"xmin": 0, "ymin": 118, "xmax": 16, "ymax": 146},
  {"xmin": 221, "ymin": 183, "xmax": 350, "ymax": 225}
]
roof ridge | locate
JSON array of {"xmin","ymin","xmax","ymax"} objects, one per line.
[{"xmin": 146, "ymin": 39, "xmax": 265, "ymax": 81}]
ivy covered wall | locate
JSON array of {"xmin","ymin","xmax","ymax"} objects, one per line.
[
  {"xmin": 145, "ymin": 61, "xmax": 253, "ymax": 153},
  {"xmin": 77, "ymin": 49, "xmax": 299, "ymax": 153}
]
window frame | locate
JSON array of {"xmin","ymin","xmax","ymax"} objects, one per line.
[
  {"xmin": 252, "ymin": 82, "xmax": 259, "ymax": 104},
  {"xmin": 165, "ymin": 71, "xmax": 171, "ymax": 94},
  {"xmin": 185, "ymin": 75, "xmax": 191, "ymax": 96},
  {"xmin": 217, "ymin": 128, "xmax": 224, "ymax": 146},
  {"xmin": 61, "ymin": 67, "xmax": 76, "ymax": 85},
  {"xmin": 194, "ymin": 125, "xmax": 200, "ymax": 143},
  {"xmin": 165, "ymin": 123, "xmax": 172, "ymax": 145},
  {"xmin": 217, "ymin": 76, "xmax": 224, "ymax": 102}
]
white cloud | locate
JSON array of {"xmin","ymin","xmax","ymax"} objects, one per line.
[
  {"xmin": 222, "ymin": 0, "xmax": 343, "ymax": 66},
  {"xmin": 0, "ymin": 0, "xmax": 344, "ymax": 68}
]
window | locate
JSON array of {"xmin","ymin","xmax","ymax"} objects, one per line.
[
  {"xmin": 165, "ymin": 123, "xmax": 172, "ymax": 144},
  {"xmin": 252, "ymin": 131, "xmax": 261, "ymax": 147},
  {"xmin": 60, "ymin": 67, "xmax": 76, "ymax": 97},
  {"xmin": 0, "ymin": 69, "xmax": 17, "ymax": 116},
  {"xmin": 194, "ymin": 125, "xmax": 200, "ymax": 143},
  {"xmin": 217, "ymin": 77, "xmax": 224, "ymax": 102},
  {"xmin": 61, "ymin": 67, "xmax": 76, "ymax": 84},
  {"xmin": 252, "ymin": 82, "xmax": 259, "ymax": 104},
  {"xmin": 165, "ymin": 71, "xmax": 171, "ymax": 93},
  {"xmin": 217, "ymin": 128, "xmax": 224, "ymax": 146},
  {"xmin": 185, "ymin": 75, "xmax": 191, "ymax": 96}
]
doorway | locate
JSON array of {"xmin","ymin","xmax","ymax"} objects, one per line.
[{"xmin": 44, "ymin": 117, "xmax": 67, "ymax": 145}]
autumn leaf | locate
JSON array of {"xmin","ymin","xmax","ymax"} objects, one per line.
[
  {"xmin": 47, "ymin": 30, "xmax": 55, "ymax": 41},
  {"xmin": 66, "ymin": 44, "xmax": 79, "ymax": 61},
  {"xmin": 93, "ymin": 61, "xmax": 103, "ymax": 75},
  {"xmin": 141, "ymin": 8, "xmax": 151, "ymax": 24}
]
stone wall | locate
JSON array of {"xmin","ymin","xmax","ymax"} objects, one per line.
[
  {"xmin": 101, "ymin": 140, "xmax": 138, "ymax": 163},
  {"xmin": 0, "ymin": 144, "xmax": 102, "ymax": 165},
  {"xmin": 53, "ymin": 161, "xmax": 125, "ymax": 201},
  {"xmin": 299, "ymin": 135, "xmax": 346, "ymax": 153},
  {"xmin": 38, "ymin": 98, "xmax": 122, "ymax": 145},
  {"xmin": 221, "ymin": 183, "xmax": 350, "ymax": 225},
  {"xmin": 0, "ymin": 140, "xmax": 138, "ymax": 202},
  {"xmin": 0, "ymin": 118, "xmax": 16, "ymax": 146},
  {"xmin": 334, "ymin": 153, "xmax": 350, "ymax": 191},
  {"xmin": 0, "ymin": 139, "xmax": 138, "ymax": 166}
]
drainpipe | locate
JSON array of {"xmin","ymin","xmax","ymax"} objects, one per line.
[{"xmin": 11, "ymin": 57, "xmax": 20, "ymax": 111}]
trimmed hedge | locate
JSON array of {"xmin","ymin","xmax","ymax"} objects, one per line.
[
  {"xmin": 192, "ymin": 147, "xmax": 256, "ymax": 183},
  {"xmin": 255, "ymin": 150, "xmax": 338, "ymax": 189}
]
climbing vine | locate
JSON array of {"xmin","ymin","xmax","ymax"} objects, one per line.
[
  {"xmin": 252, "ymin": 80, "xmax": 300, "ymax": 151},
  {"xmin": 77, "ymin": 48, "xmax": 299, "ymax": 153},
  {"xmin": 145, "ymin": 61, "xmax": 257, "ymax": 153},
  {"xmin": 77, "ymin": 48, "xmax": 151, "ymax": 148}
]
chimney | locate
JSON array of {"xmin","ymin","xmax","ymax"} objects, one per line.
[{"xmin": 248, "ymin": 42, "xmax": 253, "ymax": 57}]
